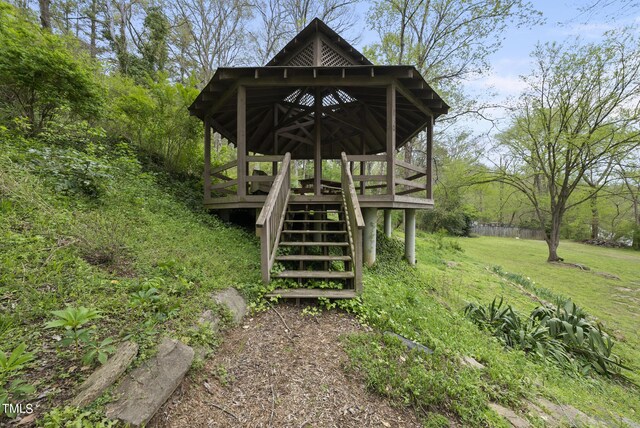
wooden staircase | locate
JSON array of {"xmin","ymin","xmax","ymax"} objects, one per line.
[
  {"xmin": 268, "ymin": 203, "xmax": 356, "ymax": 298},
  {"xmin": 257, "ymin": 152, "xmax": 364, "ymax": 299}
]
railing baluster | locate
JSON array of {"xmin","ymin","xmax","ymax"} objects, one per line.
[
  {"xmin": 256, "ymin": 153, "xmax": 292, "ymax": 284},
  {"xmin": 341, "ymin": 152, "xmax": 365, "ymax": 293}
]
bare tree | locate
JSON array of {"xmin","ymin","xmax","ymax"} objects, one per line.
[
  {"xmin": 168, "ymin": 0, "xmax": 251, "ymax": 84},
  {"xmin": 245, "ymin": 0, "xmax": 360, "ymax": 65},
  {"xmin": 246, "ymin": 0, "xmax": 288, "ymax": 64}
]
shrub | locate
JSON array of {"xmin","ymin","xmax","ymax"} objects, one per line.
[
  {"xmin": 465, "ymin": 298, "xmax": 628, "ymax": 377},
  {"xmin": 26, "ymin": 145, "xmax": 113, "ymax": 198},
  {"xmin": 419, "ymin": 207, "xmax": 475, "ymax": 236},
  {"xmin": 0, "ymin": 3, "xmax": 103, "ymax": 135}
]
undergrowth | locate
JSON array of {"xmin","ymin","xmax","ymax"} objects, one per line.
[
  {"xmin": 0, "ymin": 130, "xmax": 260, "ymax": 422},
  {"xmin": 339, "ymin": 232, "xmax": 640, "ymax": 426}
]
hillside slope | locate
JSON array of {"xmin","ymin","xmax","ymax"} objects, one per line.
[{"xmin": 0, "ymin": 134, "xmax": 261, "ymax": 421}]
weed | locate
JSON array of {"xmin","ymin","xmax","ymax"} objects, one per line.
[
  {"xmin": 0, "ymin": 344, "xmax": 35, "ymax": 417},
  {"xmin": 41, "ymin": 406, "xmax": 116, "ymax": 427},
  {"xmin": 45, "ymin": 307, "xmax": 115, "ymax": 366}
]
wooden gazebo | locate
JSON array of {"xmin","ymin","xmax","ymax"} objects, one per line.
[{"xmin": 189, "ymin": 19, "xmax": 448, "ymax": 297}]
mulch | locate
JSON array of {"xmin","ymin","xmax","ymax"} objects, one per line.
[{"xmin": 149, "ymin": 303, "xmax": 422, "ymax": 428}]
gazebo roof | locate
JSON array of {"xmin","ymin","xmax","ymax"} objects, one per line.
[{"xmin": 189, "ymin": 19, "xmax": 449, "ymax": 159}]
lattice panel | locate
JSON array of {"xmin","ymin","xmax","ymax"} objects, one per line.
[
  {"xmin": 321, "ymin": 41, "xmax": 352, "ymax": 67},
  {"xmin": 287, "ymin": 43, "xmax": 314, "ymax": 66},
  {"xmin": 283, "ymin": 89, "xmax": 314, "ymax": 107}
]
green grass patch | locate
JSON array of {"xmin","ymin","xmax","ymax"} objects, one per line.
[
  {"xmin": 340, "ymin": 232, "xmax": 640, "ymax": 426},
  {"xmin": 0, "ymin": 135, "xmax": 261, "ymax": 420}
]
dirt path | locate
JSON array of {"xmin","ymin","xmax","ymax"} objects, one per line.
[{"xmin": 150, "ymin": 304, "xmax": 422, "ymax": 428}]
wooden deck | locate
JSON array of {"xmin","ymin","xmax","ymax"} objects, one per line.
[{"xmin": 204, "ymin": 153, "xmax": 434, "ymax": 210}]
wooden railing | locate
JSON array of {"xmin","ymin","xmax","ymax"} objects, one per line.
[
  {"xmin": 206, "ymin": 155, "xmax": 285, "ymax": 200},
  {"xmin": 394, "ymin": 159, "xmax": 430, "ymax": 198},
  {"xmin": 341, "ymin": 152, "xmax": 365, "ymax": 292},
  {"xmin": 256, "ymin": 152, "xmax": 291, "ymax": 283},
  {"xmin": 343, "ymin": 154, "xmax": 433, "ymax": 200}
]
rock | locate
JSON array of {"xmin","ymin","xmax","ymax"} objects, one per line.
[
  {"xmin": 489, "ymin": 402, "xmax": 530, "ymax": 428},
  {"xmin": 620, "ymin": 417, "xmax": 640, "ymax": 428},
  {"xmin": 70, "ymin": 341, "xmax": 138, "ymax": 408},
  {"xmin": 445, "ymin": 261, "xmax": 459, "ymax": 268},
  {"xmin": 105, "ymin": 338, "xmax": 194, "ymax": 427},
  {"xmin": 384, "ymin": 331, "xmax": 433, "ymax": 354},
  {"xmin": 198, "ymin": 309, "xmax": 221, "ymax": 331},
  {"xmin": 212, "ymin": 288, "xmax": 246, "ymax": 325},
  {"xmin": 594, "ymin": 271, "xmax": 621, "ymax": 280},
  {"xmin": 460, "ymin": 356, "xmax": 485, "ymax": 369},
  {"xmin": 534, "ymin": 397, "xmax": 604, "ymax": 427}
]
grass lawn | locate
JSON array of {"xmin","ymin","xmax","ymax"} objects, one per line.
[
  {"xmin": 343, "ymin": 231, "xmax": 640, "ymax": 426},
  {"xmin": 457, "ymin": 236, "xmax": 640, "ymax": 383}
]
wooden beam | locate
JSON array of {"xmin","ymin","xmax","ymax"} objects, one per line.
[
  {"xmin": 205, "ymin": 82, "xmax": 239, "ymax": 116},
  {"xmin": 237, "ymin": 86, "xmax": 247, "ymax": 197},
  {"xmin": 426, "ymin": 116, "xmax": 433, "ymax": 199},
  {"xmin": 387, "ymin": 84, "xmax": 396, "ymax": 196},
  {"xmin": 273, "ymin": 106, "xmax": 278, "ymax": 172},
  {"xmin": 347, "ymin": 155, "xmax": 387, "ymax": 162},
  {"xmin": 238, "ymin": 75, "xmax": 394, "ymax": 88},
  {"xmin": 204, "ymin": 118, "xmax": 211, "ymax": 200},
  {"xmin": 395, "ymin": 81, "xmax": 433, "ymax": 117},
  {"xmin": 314, "ymin": 87, "xmax": 322, "ymax": 196},
  {"xmin": 280, "ymin": 131, "xmax": 313, "ymax": 145}
]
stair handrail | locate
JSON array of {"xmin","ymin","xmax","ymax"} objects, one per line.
[
  {"xmin": 341, "ymin": 152, "xmax": 365, "ymax": 292},
  {"xmin": 256, "ymin": 152, "xmax": 291, "ymax": 283}
]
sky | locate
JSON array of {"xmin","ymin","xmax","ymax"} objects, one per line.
[{"xmin": 348, "ymin": 0, "xmax": 640, "ymax": 135}]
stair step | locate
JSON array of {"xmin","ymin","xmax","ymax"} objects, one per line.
[
  {"xmin": 275, "ymin": 255, "xmax": 352, "ymax": 262},
  {"xmin": 282, "ymin": 230, "xmax": 347, "ymax": 234},
  {"xmin": 279, "ymin": 241, "xmax": 349, "ymax": 247},
  {"xmin": 285, "ymin": 219, "xmax": 343, "ymax": 223},
  {"xmin": 274, "ymin": 270, "xmax": 355, "ymax": 279},
  {"xmin": 266, "ymin": 288, "xmax": 357, "ymax": 299},
  {"xmin": 287, "ymin": 210, "xmax": 342, "ymax": 214}
]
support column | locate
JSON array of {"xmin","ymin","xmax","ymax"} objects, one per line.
[
  {"xmin": 384, "ymin": 209, "xmax": 392, "ymax": 238},
  {"xmin": 426, "ymin": 115, "xmax": 433, "ymax": 199},
  {"xmin": 363, "ymin": 208, "xmax": 378, "ymax": 266},
  {"xmin": 314, "ymin": 87, "xmax": 322, "ymax": 196},
  {"xmin": 405, "ymin": 208, "xmax": 416, "ymax": 265},
  {"xmin": 237, "ymin": 86, "xmax": 247, "ymax": 197},
  {"xmin": 204, "ymin": 117, "xmax": 211, "ymax": 202},
  {"xmin": 272, "ymin": 104, "xmax": 278, "ymax": 175},
  {"xmin": 386, "ymin": 84, "xmax": 396, "ymax": 196}
]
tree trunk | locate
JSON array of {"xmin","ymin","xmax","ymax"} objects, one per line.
[
  {"xmin": 546, "ymin": 213, "xmax": 563, "ymax": 262},
  {"xmin": 89, "ymin": 0, "xmax": 98, "ymax": 58},
  {"xmin": 633, "ymin": 208, "xmax": 640, "ymax": 251},
  {"xmin": 39, "ymin": 0, "xmax": 51, "ymax": 30},
  {"xmin": 590, "ymin": 193, "xmax": 599, "ymax": 239}
]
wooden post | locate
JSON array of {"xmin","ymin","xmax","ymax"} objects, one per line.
[
  {"xmin": 314, "ymin": 87, "xmax": 322, "ymax": 196},
  {"xmin": 426, "ymin": 116, "xmax": 433, "ymax": 199},
  {"xmin": 359, "ymin": 134, "xmax": 365, "ymax": 195},
  {"xmin": 313, "ymin": 34, "xmax": 322, "ymax": 66},
  {"xmin": 272, "ymin": 104, "xmax": 278, "ymax": 175},
  {"xmin": 405, "ymin": 208, "xmax": 416, "ymax": 265},
  {"xmin": 237, "ymin": 86, "xmax": 247, "ymax": 197},
  {"xmin": 204, "ymin": 117, "xmax": 211, "ymax": 202},
  {"xmin": 386, "ymin": 84, "xmax": 396, "ymax": 196}
]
